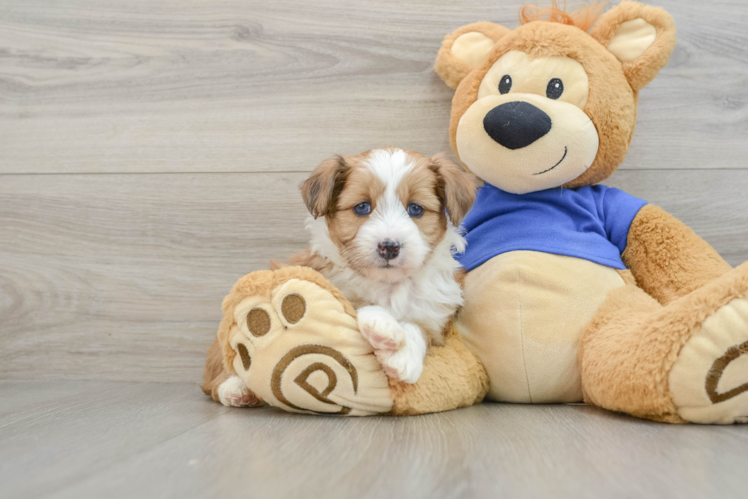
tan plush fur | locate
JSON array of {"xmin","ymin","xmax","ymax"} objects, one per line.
[
  {"xmin": 431, "ymin": 2, "xmax": 747, "ymax": 424},
  {"xmin": 589, "ymin": 1, "xmax": 677, "ymax": 91},
  {"xmin": 201, "ymin": 266, "xmax": 357, "ymax": 405},
  {"xmin": 623, "ymin": 205, "xmax": 733, "ymax": 305},
  {"xmin": 448, "ymin": 22, "xmax": 640, "ymax": 188},
  {"xmin": 217, "ymin": 266, "xmax": 357, "ymax": 374},
  {"xmin": 519, "ymin": 1, "xmax": 606, "ymax": 32},
  {"xmin": 437, "ymin": 3, "xmax": 675, "ymax": 188},
  {"xmin": 434, "ymin": 22, "xmax": 511, "ymax": 89},
  {"xmin": 580, "ymin": 263, "xmax": 748, "ymax": 423}
]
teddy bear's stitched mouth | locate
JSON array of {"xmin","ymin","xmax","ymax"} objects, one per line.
[{"xmin": 533, "ymin": 146, "xmax": 568, "ymax": 175}]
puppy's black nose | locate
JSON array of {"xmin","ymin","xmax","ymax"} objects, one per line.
[
  {"xmin": 483, "ymin": 101, "xmax": 552, "ymax": 150},
  {"xmin": 377, "ymin": 240, "xmax": 400, "ymax": 261}
]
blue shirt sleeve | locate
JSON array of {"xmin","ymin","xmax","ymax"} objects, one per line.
[{"xmin": 600, "ymin": 187, "xmax": 648, "ymax": 253}]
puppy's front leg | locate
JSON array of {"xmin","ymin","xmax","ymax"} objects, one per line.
[
  {"xmin": 357, "ymin": 305, "xmax": 407, "ymax": 351},
  {"xmin": 376, "ymin": 323, "xmax": 427, "ymax": 384},
  {"xmin": 357, "ymin": 306, "xmax": 427, "ymax": 384}
]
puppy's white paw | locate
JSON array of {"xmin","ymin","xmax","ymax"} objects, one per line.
[
  {"xmin": 218, "ymin": 375, "xmax": 260, "ymax": 407},
  {"xmin": 357, "ymin": 305, "xmax": 405, "ymax": 350},
  {"xmin": 378, "ymin": 349, "xmax": 424, "ymax": 384},
  {"xmin": 377, "ymin": 323, "xmax": 427, "ymax": 384}
]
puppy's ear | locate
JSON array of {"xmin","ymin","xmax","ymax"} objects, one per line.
[
  {"xmin": 300, "ymin": 156, "xmax": 350, "ymax": 218},
  {"xmin": 434, "ymin": 22, "xmax": 510, "ymax": 89},
  {"xmin": 590, "ymin": 1, "xmax": 676, "ymax": 91},
  {"xmin": 431, "ymin": 153, "xmax": 479, "ymax": 226}
]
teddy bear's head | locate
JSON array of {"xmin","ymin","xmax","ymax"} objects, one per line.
[{"xmin": 434, "ymin": 1, "xmax": 676, "ymax": 194}]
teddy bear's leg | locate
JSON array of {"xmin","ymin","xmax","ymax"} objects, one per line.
[
  {"xmin": 212, "ymin": 266, "xmax": 487, "ymax": 416},
  {"xmin": 580, "ymin": 263, "xmax": 748, "ymax": 424}
]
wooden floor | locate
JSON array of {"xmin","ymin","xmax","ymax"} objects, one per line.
[
  {"xmin": 2, "ymin": 0, "xmax": 748, "ymax": 497},
  {"xmin": 0, "ymin": 381, "xmax": 745, "ymax": 498}
]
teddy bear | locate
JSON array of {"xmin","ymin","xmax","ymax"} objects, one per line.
[{"xmin": 203, "ymin": 0, "xmax": 748, "ymax": 423}]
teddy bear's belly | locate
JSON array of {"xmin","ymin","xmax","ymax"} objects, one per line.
[{"xmin": 454, "ymin": 250, "xmax": 627, "ymax": 403}]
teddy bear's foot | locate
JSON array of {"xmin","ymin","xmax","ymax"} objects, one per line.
[
  {"xmin": 217, "ymin": 375, "xmax": 262, "ymax": 407},
  {"xmin": 222, "ymin": 268, "xmax": 393, "ymax": 416},
  {"xmin": 670, "ymin": 291, "xmax": 748, "ymax": 424}
]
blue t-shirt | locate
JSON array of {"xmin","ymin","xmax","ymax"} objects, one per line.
[{"xmin": 457, "ymin": 184, "xmax": 647, "ymax": 271}]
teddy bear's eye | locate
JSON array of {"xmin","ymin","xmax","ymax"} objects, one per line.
[
  {"xmin": 546, "ymin": 78, "xmax": 564, "ymax": 99},
  {"xmin": 498, "ymin": 75, "xmax": 512, "ymax": 94}
]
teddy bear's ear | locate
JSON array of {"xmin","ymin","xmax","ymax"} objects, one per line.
[
  {"xmin": 434, "ymin": 22, "xmax": 510, "ymax": 89},
  {"xmin": 590, "ymin": 1, "xmax": 676, "ymax": 91}
]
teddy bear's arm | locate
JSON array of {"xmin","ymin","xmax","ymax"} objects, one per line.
[{"xmin": 622, "ymin": 204, "xmax": 732, "ymax": 305}]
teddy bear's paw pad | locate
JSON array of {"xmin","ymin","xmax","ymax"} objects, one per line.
[
  {"xmin": 357, "ymin": 305, "xmax": 406, "ymax": 351},
  {"xmin": 228, "ymin": 278, "xmax": 393, "ymax": 416},
  {"xmin": 218, "ymin": 375, "xmax": 262, "ymax": 408},
  {"xmin": 670, "ymin": 292, "xmax": 748, "ymax": 424}
]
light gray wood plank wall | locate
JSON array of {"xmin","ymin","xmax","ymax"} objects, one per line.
[
  {"xmin": 1, "ymin": 0, "xmax": 748, "ymax": 382},
  {"xmin": 1, "ymin": 0, "xmax": 747, "ymax": 174}
]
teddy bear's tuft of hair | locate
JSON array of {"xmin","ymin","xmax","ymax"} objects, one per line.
[{"xmin": 520, "ymin": 1, "xmax": 607, "ymax": 32}]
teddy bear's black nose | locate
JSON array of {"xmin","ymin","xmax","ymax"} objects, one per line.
[{"xmin": 483, "ymin": 101, "xmax": 552, "ymax": 150}]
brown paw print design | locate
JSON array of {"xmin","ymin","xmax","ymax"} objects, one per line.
[
  {"xmin": 226, "ymin": 276, "xmax": 393, "ymax": 416},
  {"xmin": 670, "ymin": 292, "xmax": 748, "ymax": 424}
]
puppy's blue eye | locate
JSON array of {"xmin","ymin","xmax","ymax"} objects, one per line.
[
  {"xmin": 354, "ymin": 202, "xmax": 371, "ymax": 216},
  {"xmin": 407, "ymin": 203, "xmax": 424, "ymax": 217}
]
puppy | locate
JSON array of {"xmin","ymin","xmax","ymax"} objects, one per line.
[
  {"xmin": 203, "ymin": 147, "xmax": 477, "ymax": 406},
  {"xmin": 289, "ymin": 147, "xmax": 478, "ymax": 383}
]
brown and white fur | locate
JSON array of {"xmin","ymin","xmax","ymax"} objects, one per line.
[
  {"xmin": 290, "ymin": 147, "xmax": 478, "ymax": 384},
  {"xmin": 210, "ymin": 147, "xmax": 477, "ymax": 406}
]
